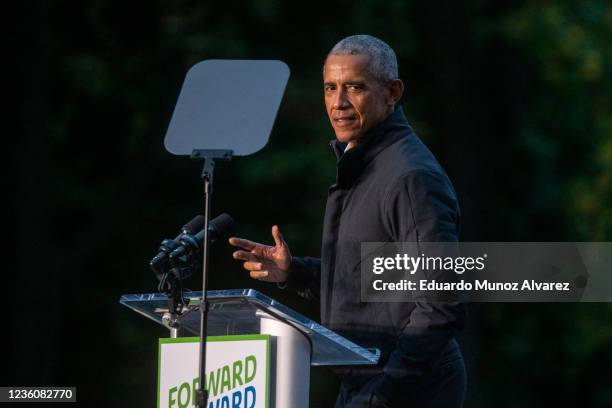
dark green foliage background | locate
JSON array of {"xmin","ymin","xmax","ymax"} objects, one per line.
[{"xmin": 6, "ymin": 1, "xmax": 611, "ymax": 407}]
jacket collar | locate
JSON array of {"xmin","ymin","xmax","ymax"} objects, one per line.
[{"xmin": 330, "ymin": 106, "xmax": 412, "ymax": 188}]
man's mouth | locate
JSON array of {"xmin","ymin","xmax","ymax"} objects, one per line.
[{"xmin": 333, "ymin": 115, "xmax": 357, "ymax": 126}]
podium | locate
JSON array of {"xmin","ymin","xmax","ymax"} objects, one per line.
[{"xmin": 120, "ymin": 289, "xmax": 380, "ymax": 408}]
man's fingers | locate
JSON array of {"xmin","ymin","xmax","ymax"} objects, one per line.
[
  {"xmin": 228, "ymin": 237, "xmax": 258, "ymax": 251},
  {"xmin": 249, "ymin": 271, "xmax": 269, "ymax": 280},
  {"xmin": 243, "ymin": 261, "xmax": 263, "ymax": 271},
  {"xmin": 233, "ymin": 250, "xmax": 259, "ymax": 263},
  {"xmin": 271, "ymin": 225, "xmax": 286, "ymax": 248}
]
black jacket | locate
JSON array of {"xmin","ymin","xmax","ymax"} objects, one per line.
[{"xmin": 288, "ymin": 106, "xmax": 466, "ymax": 397}]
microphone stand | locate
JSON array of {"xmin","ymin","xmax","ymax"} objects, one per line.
[{"xmin": 191, "ymin": 149, "xmax": 232, "ymax": 408}]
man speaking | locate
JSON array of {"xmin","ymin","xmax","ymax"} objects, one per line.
[{"xmin": 230, "ymin": 35, "xmax": 467, "ymax": 407}]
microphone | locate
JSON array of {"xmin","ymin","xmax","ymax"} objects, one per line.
[
  {"xmin": 150, "ymin": 215, "xmax": 205, "ymax": 277},
  {"xmin": 169, "ymin": 213, "xmax": 235, "ymax": 261}
]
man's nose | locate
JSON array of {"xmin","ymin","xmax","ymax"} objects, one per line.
[{"xmin": 333, "ymin": 89, "xmax": 349, "ymax": 109}]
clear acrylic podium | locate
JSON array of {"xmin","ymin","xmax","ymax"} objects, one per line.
[{"xmin": 120, "ymin": 289, "xmax": 380, "ymax": 407}]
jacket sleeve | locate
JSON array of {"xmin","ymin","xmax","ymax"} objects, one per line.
[
  {"xmin": 377, "ymin": 169, "xmax": 467, "ymax": 401},
  {"xmin": 284, "ymin": 256, "xmax": 321, "ymax": 301}
]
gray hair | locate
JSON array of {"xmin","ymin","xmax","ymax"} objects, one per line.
[{"xmin": 325, "ymin": 34, "xmax": 399, "ymax": 81}]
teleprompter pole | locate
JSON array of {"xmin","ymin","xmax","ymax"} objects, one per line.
[{"xmin": 191, "ymin": 149, "xmax": 232, "ymax": 408}]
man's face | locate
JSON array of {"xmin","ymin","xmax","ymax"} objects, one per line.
[{"xmin": 323, "ymin": 54, "xmax": 394, "ymax": 146}]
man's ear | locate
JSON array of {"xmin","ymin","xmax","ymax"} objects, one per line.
[{"xmin": 387, "ymin": 79, "xmax": 404, "ymax": 106}]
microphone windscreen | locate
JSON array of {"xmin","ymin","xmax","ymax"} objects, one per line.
[
  {"xmin": 182, "ymin": 215, "xmax": 205, "ymax": 234},
  {"xmin": 210, "ymin": 213, "xmax": 235, "ymax": 237}
]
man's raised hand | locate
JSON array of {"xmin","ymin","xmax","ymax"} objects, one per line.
[{"xmin": 228, "ymin": 225, "xmax": 292, "ymax": 283}]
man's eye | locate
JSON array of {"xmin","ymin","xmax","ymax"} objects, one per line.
[
  {"xmin": 324, "ymin": 86, "xmax": 335, "ymax": 92},
  {"xmin": 347, "ymin": 85, "xmax": 363, "ymax": 92}
]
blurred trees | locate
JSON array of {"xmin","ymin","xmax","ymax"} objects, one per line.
[
  {"xmin": 8, "ymin": 0, "xmax": 611, "ymax": 406},
  {"xmin": 473, "ymin": 2, "xmax": 612, "ymax": 406}
]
